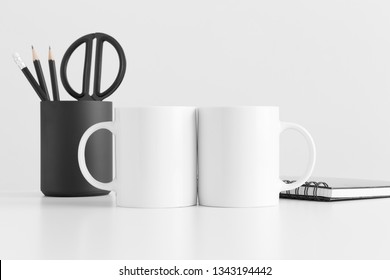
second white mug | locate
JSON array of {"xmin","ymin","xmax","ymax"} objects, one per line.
[{"xmin": 198, "ymin": 106, "xmax": 316, "ymax": 207}]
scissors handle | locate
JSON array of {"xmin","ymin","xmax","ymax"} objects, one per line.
[{"xmin": 60, "ymin": 32, "xmax": 127, "ymax": 101}]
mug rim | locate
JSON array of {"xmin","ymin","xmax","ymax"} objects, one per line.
[
  {"xmin": 115, "ymin": 106, "xmax": 279, "ymax": 109},
  {"xmin": 198, "ymin": 106, "xmax": 279, "ymax": 110},
  {"xmin": 115, "ymin": 106, "xmax": 196, "ymax": 109}
]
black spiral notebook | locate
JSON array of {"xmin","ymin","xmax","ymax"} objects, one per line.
[{"xmin": 280, "ymin": 178, "xmax": 390, "ymax": 201}]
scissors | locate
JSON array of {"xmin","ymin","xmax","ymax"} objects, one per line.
[{"xmin": 60, "ymin": 32, "xmax": 127, "ymax": 101}]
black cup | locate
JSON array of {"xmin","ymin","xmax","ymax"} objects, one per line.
[{"xmin": 41, "ymin": 101, "xmax": 112, "ymax": 197}]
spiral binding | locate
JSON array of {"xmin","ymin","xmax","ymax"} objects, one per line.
[{"xmin": 282, "ymin": 180, "xmax": 329, "ymax": 198}]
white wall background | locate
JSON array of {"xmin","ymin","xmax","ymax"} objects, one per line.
[{"xmin": 1, "ymin": 0, "xmax": 390, "ymax": 190}]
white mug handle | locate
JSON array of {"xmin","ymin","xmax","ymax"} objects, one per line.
[
  {"xmin": 279, "ymin": 122, "xmax": 316, "ymax": 191},
  {"xmin": 78, "ymin": 121, "xmax": 117, "ymax": 191}
]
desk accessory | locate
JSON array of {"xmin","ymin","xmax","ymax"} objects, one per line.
[
  {"xmin": 13, "ymin": 32, "xmax": 127, "ymax": 196},
  {"xmin": 197, "ymin": 106, "xmax": 316, "ymax": 207},
  {"xmin": 78, "ymin": 107, "xmax": 197, "ymax": 208},
  {"xmin": 32, "ymin": 46, "xmax": 50, "ymax": 101},
  {"xmin": 41, "ymin": 31, "xmax": 128, "ymax": 196},
  {"xmin": 60, "ymin": 32, "xmax": 127, "ymax": 101},
  {"xmin": 281, "ymin": 178, "xmax": 390, "ymax": 201}
]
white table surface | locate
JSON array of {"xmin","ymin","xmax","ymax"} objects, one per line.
[{"xmin": 0, "ymin": 190, "xmax": 389, "ymax": 260}]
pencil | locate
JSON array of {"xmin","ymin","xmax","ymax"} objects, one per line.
[
  {"xmin": 13, "ymin": 53, "xmax": 48, "ymax": 101},
  {"xmin": 32, "ymin": 46, "xmax": 50, "ymax": 101},
  {"xmin": 48, "ymin": 47, "xmax": 60, "ymax": 101}
]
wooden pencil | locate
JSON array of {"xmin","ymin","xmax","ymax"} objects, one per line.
[
  {"xmin": 32, "ymin": 46, "xmax": 50, "ymax": 100},
  {"xmin": 48, "ymin": 47, "xmax": 60, "ymax": 101}
]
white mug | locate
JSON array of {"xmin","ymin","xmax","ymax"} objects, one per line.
[
  {"xmin": 198, "ymin": 106, "xmax": 316, "ymax": 207},
  {"xmin": 78, "ymin": 107, "xmax": 197, "ymax": 208}
]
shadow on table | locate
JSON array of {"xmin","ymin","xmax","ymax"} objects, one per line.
[{"xmin": 39, "ymin": 193, "xmax": 115, "ymax": 208}]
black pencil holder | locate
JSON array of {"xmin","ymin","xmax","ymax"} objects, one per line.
[{"xmin": 40, "ymin": 101, "xmax": 112, "ymax": 197}]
